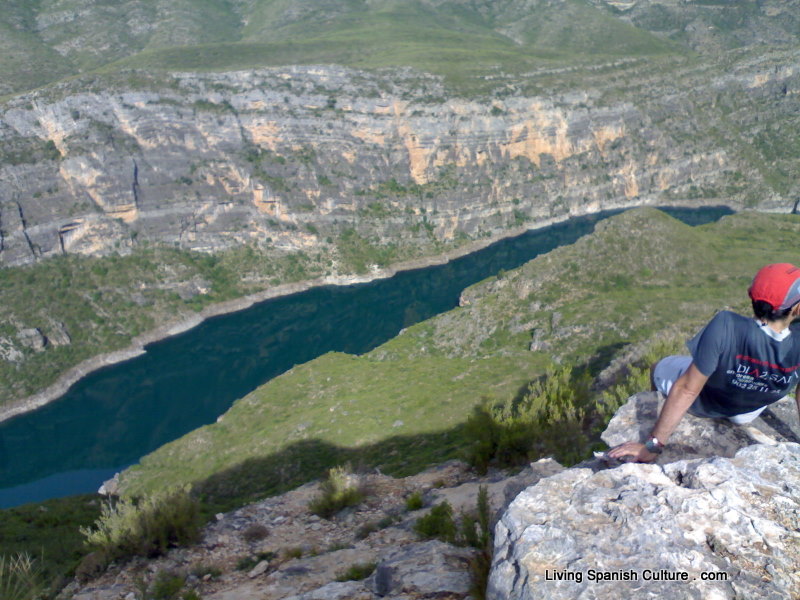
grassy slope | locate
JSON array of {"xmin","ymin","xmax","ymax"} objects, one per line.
[
  {"xmin": 107, "ymin": 0, "xmax": 680, "ymax": 92},
  {"xmin": 1, "ymin": 0, "xmax": 683, "ymax": 96},
  {"xmin": 0, "ymin": 494, "xmax": 101, "ymax": 591},
  {"xmin": 118, "ymin": 208, "xmax": 800, "ymax": 509}
]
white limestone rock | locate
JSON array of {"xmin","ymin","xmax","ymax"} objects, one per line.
[
  {"xmin": 283, "ymin": 581, "xmax": 373, "ymax": 600},
  {"xmin": 366, "ymin": 540, "xmax": 474, "ymax": 598},
  {"xmin": 16, "ymin": 327, "xmax": 47, "ymax": 352},
  {"xmin": 488, "ymin": 443, "xmax": 800, "ymax": 600},
  {"xmin": 600, "ymin": 391, "xmax": 800, "ymax": 464}
]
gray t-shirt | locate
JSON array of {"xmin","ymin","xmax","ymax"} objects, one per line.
[{"xmin": 687, "ymin": 310, "xmax": 800, "ymax": 416}]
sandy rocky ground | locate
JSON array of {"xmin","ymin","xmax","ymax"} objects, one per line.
[{"xmin": 63, "ymin": 459, "xmax": 564, "ymax": 600}]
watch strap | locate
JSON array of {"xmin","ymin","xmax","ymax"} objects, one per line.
[{"xmin": 644, "ymin": 437, "xmax": 664, "ymax": 454}]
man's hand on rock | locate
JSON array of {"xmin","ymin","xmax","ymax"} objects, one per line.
[{"xmin": 607, "ymin": 442, "xmax": 658, "ymax": 463}]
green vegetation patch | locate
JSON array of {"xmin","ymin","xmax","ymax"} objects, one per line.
[
  {"xmin": 92, "ymin": 0, "xmax": 682, "ymax": 94},
  {"xmin": 0, "ymin": 494, "xmax": 102, "ymax": 595}
]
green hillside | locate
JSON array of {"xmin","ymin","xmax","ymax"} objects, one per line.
[
  {"xmin": 117, "ymin": 208, "xmax": 800, "ymax": 510},
  {"xmin": 0, "ymin": 0, "xmax": 685, "ymax": 96}
]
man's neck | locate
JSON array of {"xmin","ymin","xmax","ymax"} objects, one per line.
[{"xmin": 763, "ymin": 318, "xmax": 792, "ymax": 334}]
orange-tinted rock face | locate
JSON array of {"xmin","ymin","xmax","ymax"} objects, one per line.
[{"xmin": 1, "ymin": 59, "xmax": 795, "ymax": 265}]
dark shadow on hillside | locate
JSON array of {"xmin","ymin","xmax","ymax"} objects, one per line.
[
  {"xmin": 586, "ymin": 342, "xmax": 629, "ymax": 377},
  {"xmin": 191, "ymin": 348, "xmax": 662, "ymax": 514},
  {"xmin": 193, "ymin": 365, "xmax": 610, "ymax": 515},
  {"xmin": 193, "ymin": 426, "xmax": 469, "ymax": 515}
]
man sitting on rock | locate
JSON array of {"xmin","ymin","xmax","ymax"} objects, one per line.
[{"xmin": 609, "ymin": 263, "xmax": 800, "ymax": 463}]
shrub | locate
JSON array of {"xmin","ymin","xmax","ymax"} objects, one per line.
[
  {"xmin": 464, "ymin": 487, "xmax": 493, "ymax": 600},
  {"xmin": 413, "ymin": 501, "xmax": 457, "ymax": 544},
  {"xmin": 235, "ymin": 556, "xmax": 258, "ymax": 571},
  {"xmin": 0, "ymin": 553, "xmax": 44, "ymax": 600},
  {"xmin": 598, "ymin": 335, "xmax": 685, "ymax": 416},
  {"xmin": 355, "ymin": 521, "xmax": 379, "ymax": 540},
  {"xmin": 463, "ymin": 366, "xmax": 593, "ymax": 472},
  {"xmin": 356, "ymin": 512, "xmax": 399, "ymax": 540},
  {"xmin": 411, "ymin": 487, "xmax": 494, "ymax": 599},
  {"xmin": 241, "ymin": 524, "xmax": 269, "ymax": 543},
  {"xmin": 282, "ymin": 547, "xmax": 303, "ymax": 560},
  {"xmin": 151, "ymin": 570, "xmax": 185, "ymax": 600},
  {"xmin": 236, "ymin": 551, "xmax": 276, "ymax": 571},
  {"xmin": 191, "ymin": 563, "xmax": 222, "ymax": 580},
  {"xmin": 335, "ymin": 561, "xmax": 376, "ymax": 582},
  {"xmin": 405, "ymin": 491, "xmax": 424, "ymax": 511},
  {"xmin": 80, "ymin": 487, "xmax": 202, "ymax": 567},
  {"xmin": 308, "ymin": 465, "xmax": 365, "ymax": 519}
]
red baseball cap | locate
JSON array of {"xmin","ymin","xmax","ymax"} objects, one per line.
[{"xmin": 749, "ymin": 263, "xmax": 800, "ymax": 311}]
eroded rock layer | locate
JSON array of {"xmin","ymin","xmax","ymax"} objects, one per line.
[{"xmin": 2, "ymin": 53, "xmax": 798, "ymax": 266}]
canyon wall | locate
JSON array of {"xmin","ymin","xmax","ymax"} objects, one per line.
[{"xmin": 2, "ymin": 53, "xmax": 797, "ymax": 267}]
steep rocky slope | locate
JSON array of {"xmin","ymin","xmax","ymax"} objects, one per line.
[{"xmin": 64, "ymin": 392, "xmax": 800, "ymax": 600}]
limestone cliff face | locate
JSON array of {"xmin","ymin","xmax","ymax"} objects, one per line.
[{"xmin": 1, "ymin": 55, "xmax": 797, "ymax": 266}]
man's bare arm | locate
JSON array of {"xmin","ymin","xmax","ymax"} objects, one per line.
[
  {"xmin": 608, "ymin": 363, "xmax": 708, "ymax": 462},
  {"xmin": 795, "ymin": 382, "xmax": 800, "ymax": 422}
]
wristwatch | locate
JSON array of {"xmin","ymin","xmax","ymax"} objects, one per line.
[{"xmin": 644, "ymin": 436, "xmax": 665, "ymax": 454}]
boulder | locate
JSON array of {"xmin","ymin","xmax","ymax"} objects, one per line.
[
  {"xmin": 366, "ymin": 540, "xmax": 474, "ymax": 598},
  {"xmin": 47, "ymin": 320, "xmax": 72, "ymax": 346},
  {"xmin": 16, "ymin": 327, "xmax": 47, "ymax": 351},
  {"xmin": 283, "ymin": 581, "xmax": 373, "ymax": 600},
  {"xmin": 488, "ymin": 387, "xmax": 800, "ymax": 600},
  {"xmin": 489, "ymin": 443, "xmax": 800, "ymax": 599},
  {"xmin": 430, "ymin": 458, "xmax": 564, "ymax": 522},
  {"xmin": 600, "ymin": 391, "xmax": 800, "ymax": 464}
]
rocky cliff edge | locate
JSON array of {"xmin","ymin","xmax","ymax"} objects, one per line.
[{"xmin": 489, "ymin": 392, "xmax": 800, "ymax": 600}]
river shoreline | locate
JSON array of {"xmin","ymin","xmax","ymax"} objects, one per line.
[{"xmin": 0, "ymin": 201, "xmax": 735, "ymax": 424}]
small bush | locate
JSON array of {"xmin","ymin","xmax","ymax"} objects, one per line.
[
  {"xmin": 335, "ymin": 561, "xmax": 376, "ymax": 582},
  {"xmin": 151, "ymin": 570, "xmax": 185, "ymax": 600},
  {"xmin": 411, "ymin": 487, "xmax": 494, "ymax": 599},
  {"xmin": 0, "ymin": 553, "xmax": 44, "ymax": 600},
  {"xmin": 598, "ymin": 335, "xmax": 685, "ymax": 416},
  {"xmin": 355, "ymin": 521, "xmax": 378, "ymax": 540},
  {"xmin": 236, "ymin": 552, "xmax": 275, "ymax": 571},
  {"xmin": 80, "ymin": 487, "xmax": 202, "ymax": 567},
  {"xmin": 241, "ymin": 524, "xmax": 269, "ymax": 543},
  {"xmin": 356, "ymin": 512, "xmax": 399, "ymax": 540},
  {"xmin": 405, "ymin": 491, "xmax": 424, "ymax": 511},
  {"xmin": 463, "ymin": 366, "xmax": 593, "ymax": 472},
  {"xmin": 75, "ymin": 550, "xmax": 107, "ymax": 582},
  {"xmin": 378, "ymin": 513, "xmax": 399, "ymax": 528},
  {"xmin": 326, "ymin": 542, "xmax": 350, "ymax": 552},
  {"xmin": 235, "ymin": 556, "xmax": 258, "ymax": 572},
  {"xmin": 465, "ymin": 487, "xmax": 493, "ymax": 600},
  {"xmin": 413, "ymin": 502, "xmax": 457, "ymax": 544},
  {"xmin": 308, "ymin": 465, "xmax": 365, "ymax": 519},
  {"xmin": 191, "ymin": 563, "xmax": 222, "ymax": 580},
  {"xmin": 282, "ymin": 547, "xmax": 303, "ymax": 560}
]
